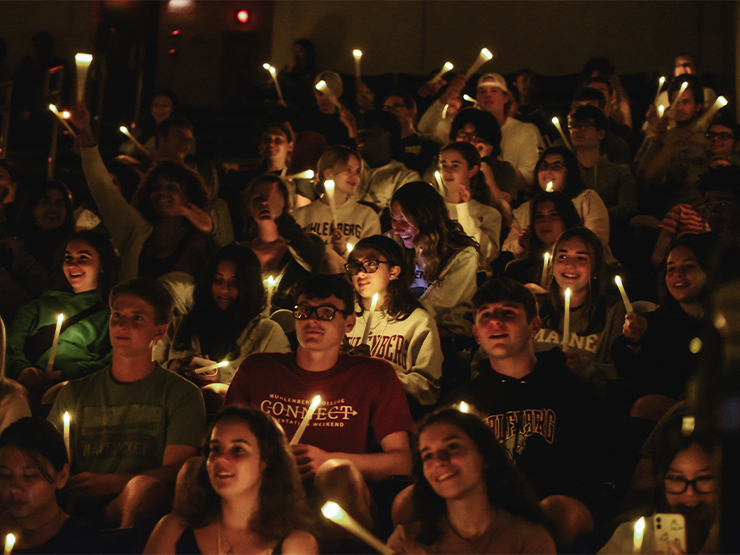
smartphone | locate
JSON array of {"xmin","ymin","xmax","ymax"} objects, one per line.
[{"xmin": 653, "ymin": 513, "xmax": 686, "ymax": 554}]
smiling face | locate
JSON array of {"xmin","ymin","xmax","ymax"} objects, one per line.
[
  {"xmin": 390, "ymin": 202, "xmax": 418, "ymax": 250},
  {"xmin": 537, "ymin": 154, "xmax": 567, "ymax": 192},
  {"xmin": 455, "ymin": 123, "xmax": 494, "ymax": 158},
  {"xmin": 472, "ymin": 301, "xmax": 539, "ymax": 360},
  {"xmin": 109, "ymin": 294, "xmax": 167, "ymax": 358},
  {"xmin": 533, "ymin": 201, "xmax": 567, "ymax": 247},
  {"xmin": 34, "ymin": 188, "xmax": 67, "ymax": 231},
  {"xmin": 0, "ymin": 446, "xmax": 67, "ymax": 525},
  {"xmin": 440, "ymin": 149, "xmax": 478, "ymax": 202},
  {"xmin": 151, "ymin": 95, "xmax": 174, "ymax": 125},
  {"xmin": 666, "ymin": 245, "xmax": 706, "ymax": 305},
  {"xmin": 553, "ymin": 237, "xmax": 594, "ymax": 298},
  {"xmin": 705, "ymin": 124, "xmax": 737, "ymax": 157},
  {"xmin": 325, "ymin": 154, "xmax": 361, "ymax": 197},
  {"xmin": 664, "ymin": 444, "xmax": 718, "ymax": 519},
  {"xmin": 212, "ymin": 260, "xmax": 239, "ymax": 311},
  {"xmin": 420, "ymin": 422, "xmax": 486, "ymax": 501},
  {"xmin": 63, "ymin": 239, "xmax": 101, "ymax": 294},
  {"xmin": 150, "ymin": 178, "xmax": 187, "ymax": 217},
  {"xmin": 159, "ymin": 126, "xmax": 193, "ymax": 163},
  {"xmin": 259, "ymin": 128, "xmax": 293, "ymax": 168},
  {"xmin": 348, "ymin": 247, "xmax": 400, "ymax": 302},
  {"xmin": 207, "ymin": 418, "xmax": 264, "ymax": 500}
]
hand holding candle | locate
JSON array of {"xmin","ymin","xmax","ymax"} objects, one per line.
[
  {"xmin": 466, "ymin": 48, "xmax": 493, "ymax": 77},
  {"xmin": 614, "ymin": 276, "xmax": 634, "ymax": 314},
  {"xmin": 46, "ymin": 314, "xmax": 64, "ymax": 373},
  {"xmin": 74, "ymin": 53, "xmax": 93, "ymax": 103},
  {"xmin": 352, "ymin": 49, "xmax": 362, "ymax": 80},
  {"xmin": 4, "ymin": 534, "xmax": 14, "ymax": 555},
  {"xmin": 562, "ymin": 288, "xmax": 570, "ymax": 351},
  {"xmin": 263, "ymin": 63, "xmax": 284, "ymax": 103},
  {"xmin": 430, "ymin": 61, "xmax": 454, "ymax": 84},
  {"xmin": 49, "ymin": 105, "xmax": 77, "ymax": 138},
  {"xmin": 290, "ymin": 395, "xmax": 321, "ymax": 445},
  {"xmin": 321, "ymin": 502, "xmax": 393, "ymax": 555},
  {"xmin": 193, "ymin": 360, "xmax": 229, "ymax": 375},
  {"xmin": 633, "ymin": 516, "xmax": 645, "ymax": 553},
  {"xmin": 360, "ymin": 293, "xmax": 379, "ymax": 346}
]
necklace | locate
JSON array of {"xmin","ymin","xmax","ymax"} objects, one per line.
[
  {"xmin": 12, "ymin": 508, "xmax": 65, "ymax": 542},
  {"xmin": 217, "ymin": 513, "xmax": 233, "ymax": 555}
]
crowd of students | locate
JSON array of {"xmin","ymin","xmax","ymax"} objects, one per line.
[{"xmin": 0, "ymin": 40, "xmax": 731, "ymax": 553}]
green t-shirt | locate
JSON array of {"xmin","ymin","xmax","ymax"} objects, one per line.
[{"xmin": 48, "ymin": 364, "xmax": 205, "ymax": 475}]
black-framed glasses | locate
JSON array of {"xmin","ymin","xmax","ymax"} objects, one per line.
[
  {"xmin": 567, "ymin": 122, "xmax": 596, "ymax": 131},
  {"xmin": 539, "ymin": 161, "xmax": 566, "ymax": 171},
  {"xmin": 344, "ymin": 259, "xmax": 388, "ymax": 277},
  {"xmin": 706, "ymin": 131, "xmax": 735, "ymax": 141},
  {"xmin": 664, "ymin": 475, "xmax": 717, "ymax": 494},
  {"xmin": 292, "ymin": 304, "xmax": 347, "ymax": 321}
]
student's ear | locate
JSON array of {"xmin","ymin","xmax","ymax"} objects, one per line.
[
  {"xmin": 153, "ymin": 323, "xmax": 168, "ymax": 343},
  {"xmin": 287, "ymin": 141, "xmax": 294, "ymax": 156},
  {"xmin": 529, "ymin": 316, "xmax": 542, "ymax": 338},
  {"xmin": 56, "ymin": 462, "xmax": 70, "ymax": 489},
  {"xmin": 323, "ymin": 168, "xmax": 334, "ymax": 180},
  {"xmin": 469, "ymin": 165, "xmax": 480, "ymax": 179},
  {"xmin": 389, "ymin": 265, "xmax": 401, "ymax": 281},
  {"xmin": 472, "ymin": 324, "xmax": 481, "ymax": 345},
  {"xmin": 596, "ymin": 129, "xmax": 606, "ymax": 142},
  {"xmin": 344, "ymin": 313, "xmax": 356, "ymax": 334}
]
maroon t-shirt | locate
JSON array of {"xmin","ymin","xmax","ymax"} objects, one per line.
[{"xmin": 225, "ymin": 352, "xmax": 415, "ymax": 453}]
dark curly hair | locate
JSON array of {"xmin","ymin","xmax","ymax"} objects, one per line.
[
  {"xmin": 174, "ymin": 406, "xmax": 312, "ymax": 540},
  {"xmin": 412, "ymin": 408, "xmax": 545, "ymax": 545},
  {"xmin": 132, "ymin": 160, "xmax": 209, "ymax": 224}
]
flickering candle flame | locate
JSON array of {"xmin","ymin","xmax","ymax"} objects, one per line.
[
  {"xmin": 667, "ymin": 81, "xmax": 689, "ymax": 115},
  {"xmin": 321, "ymin": 502, "xmax": 393, "ymax": 555},
  {"xmin": 346, "ymin": 243, "xmax": 353, "ymax": 253},
  {"xmin": 61, "ymin": 111, "xmax": 71, "ymax": 119},
  {"xmin": 463, "ymin": 94, "xmax": 475, "ymax": 104},
  {"xmin": 614, "ymin": 276, "xmax": 634, "ymax": 314},
  {"xmin": 4, "ymin": 533, "xmax": 15, "ymax": 555},
  {"xmin": 291, "ymin": 395, "xmax": 321, "ymax": 445},
  {"xmin": 263, "ymin": 275, "xmax": 278, "ymax": 317},
  {"xmin": 291, "ymin": 169, "xmax": 314, "ymax": 180},
  {"xmin": 466, "ymin": 48, "xmax": 493, "ymax": 77},
  {"xmin": 74, "ymin": 53, "xmax": 93, "ymax": 103},
  {"xmin": 430, "ymin": 61, "xmax": 454, "ymax": 84},
  {"xmin": 695, "ymin": 96, "xmax": 729, "ymax": 131},
  {"xmin": 682, "ymin": 415, "xmax": 696, "ymax": 436},
  {"xmin": 63, "ymin": 412, "xmax": 71, "ymax": 462},
  {"xmin": 263, "ymin": 63, "xmax": 284, "ymax": 102},
  {"xmin": 658, "ymin": 105, "xmax": 665, "ymax": 118},
  {"xmin": 360, "ymin": 293, "xmax": 380, "ymax": 346},
  {"xmin": 459, "ymin": 401, "xmax": 470, "ymax": 413},
  {"xmin": 541, "ymin": 252, "xmax": 550, "ymax": 288},
  {"xmin": 315, "ymin": 80, "xmax": 341, "ymax": 108},
  {"xmin": 49, "ymin": 105, "xmax": 77, "ymax": 137},
  {"xmin": 551, "ymin": 117, "xmax": 572, "ymax": 150},
  {"xmin": 119, "ymin": 125, "xmax": 149, "ymax": 156},
  {"xmin": 653, "ymin": 75, "xmax": 666, "ymax": 104},
  {"xmin": 562, "ymin": 288, "xmax": 570, "ymax": 352},
  {"xmin": 633, "ymin": 517, "xmax": 645, "ymax": 554},
  {"xmin": 353, "ymin": 49, "xmax": 362, "ymax": 80},
  {"xmin": 324, "ymin": 179, "xmax": 339, "ymax": 230},
  {"xmin": 47, "ymin": 314, "xmax": 64, "ymax": 373},
  {"xmin": 193, "ymin": 360, "xmax": 229, "ymax": 375},
  {"xmin": 435, "ymin": 171, "xmax": 445, "ymax": 192},
  {"xmin": 546, "ymin": 181, "xmax": 553, "ymax": 192}
]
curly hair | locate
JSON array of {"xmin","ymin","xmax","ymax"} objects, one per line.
[
  {"xmin": 412, "ymin": 408, "xmax": 545, "ymax": 545},
  {"xmin": 390, "ymin": 181, "xmax": 479, "ymax": 282},
  {"xmin": 348, "ymin": 235, "xmax": 422, "ymax": 321},
  {"xmin": 174, "ymin": 406, "xmax": 312, "ymax": 539},
  {"xmin": 132, "ymin": 160, "xmax": 209, "ymax": 224},
  {"xmin": 173, "ymin": 244, "xmax": 264, "ymax": 357},
  {"xmin": 534, "ymin": 146, "xmax": 585, "ymax": 199}
]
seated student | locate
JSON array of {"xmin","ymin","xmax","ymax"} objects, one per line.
[
  {"xmin": 568, "ymin": 105, "xmax": 637, "ymax": 228},
  {"xmin": 439, "ymin": 142, "xmax": 502, "ymax": 268},
  {"xmin": 704, "ymin": 117, "xmax": 740, "ymax": 165},
  {"xmin": 613, "ymin": 234, "xmax": 714, "ymax": 414},
  {"xmin": 571, "ymin": 88, "xmax": 633, "ymax": 164},
  {"xmin": 305, "ymin": 70, "xmax": 355, "ymax": 148},
  {"xmin": 387, "ymin": 408, "xmax": 556, "ymax": 554},
  {"xmin": 383, "ymin": 91, "xmax": 441, "ymax": 176},
  {"xmin": 504, "ymin": 191, "xmax": 582, "ymax": 285},
  {"xmin": 47, "ymin": 278, "xmax": 206, "ymax": 528},
  {"xmin": 582, "ymin": 75, "xmax": 637, "ymax": 152},
  {"xmin": 144, "ymin": 407, "xmax": 317, "ymax": 555},
  {"xmin": 119, "ymin": 89, "xmax": 180, "ymax": 159},
  {"xmin": 0, "ymin": 317, "xmax": 30, "ymax": 433},
  {"xmin": 116, "ymin": 116, "xmax": 196, "ymax": 175},
  {"xmin": 598, "ymin": 414, "xmax": 719, "ymax": 554},
  {"xmin": 0, "ymin": 417, "xmax": 102, "ymax": 554},
  {"xmin": 345, "ymin": 235, "xmax": 442, "ymax": 409},
  {"xmin": 353, "ymin": 110, "xmax": 421, "ymax": 213},
  {"xmin": 7, "ymin": 231, "xmax": 116, "ymax": 402},
  {"xmin": 654, "ymin": 54, "xmax": 718, "ymax": 114},
  {"xmin": 536, "ymin": 228, "xmax": 625, "ymax": 391},
  {"xmin": 293, "ymin": 145, "xmax": 381, "ymax": 258},
  {"xmin": 154, "ymin": 244, "xmax": 290, "ymax": 395},
  {"xmin": 224, "ymin": 274, "xmax": 414, "ymax": 532},
  {"xmin": 503, "ymin": 146, "xmax": 612, "ymax": 262},
  {"xmin": 448, "ymin": 278, "xmax": 602, "ymax": 547}
]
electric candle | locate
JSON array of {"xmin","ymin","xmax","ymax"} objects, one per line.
[
  {"xmin": 658, "ymin": 105, "xmax": 665, "ymax": 118},
  {"xmin": 63, "ymin": 412, "xmax": 70, "ymax": 462},
  {"xmin": 321, "ymin": 502, "xmax": 393, "ymax": 555},
  {"xmin": 119, "ymin": 126, "xmax": 148, "ymax": 156},
  {"xmin": 541, "ymin": 252, "xmax": 550, "ymax": 288},
  {"xmin": 466, "ymin": 48, "xmax": 493, "ymax": 77},
  {"xmin": 263, "ymin": 63, "xmax": 284, "ymax": 103},
  {"xmin": 49, "ymin": 105, "xmax": 77, "ymax": 137},
  {"xmin": 614, "ymin": 276, "xmax": 634, "ymax": 314},
  {"xmin": 74, "ymin": 53, "xmax": 93, "ymax": 103},
  {"xmin": 653, "ymin": 76, "xmax": 666, "ymax": 105},
  {"xmin": 193, "ymin": 360, "xmax": 229, "ymax": 375},
  {"xmin": 360, "ymin": 293, "xmax": 379, "ymax": 346},
  {"xmin": 323, "ymin": 179, "xmax": 339, "ymax": 230},
  {"xmin": 315, "ymin": 81, "xmax": 341, "ymax": 108},
  {"xmin": 46, "ymin": 314, "xmax": 64, "ymax": 373},
  {"xmin": 546, "ymin": 181, "xmax": 553, "ymax": 192},
  {"xmin": 429, "ymin": 61, "xmax": 454, "ymax": 84},
  {"xmin": 287, "ymin": 169, "xmax": 314, "ymax": 180},
  {"xmin": 695, "ymin": 96, "xmax": 728, "ymax": 131},
  {"xmin": 353, "ymin": 49, "xmax": 362, "ymax": 80},
  {"xmin": 463, "ymin": 94, "xmax": 476, "ymax": 104},
  {"xmin": 667, "ymin": 81, "xmax": 689, "ymax": 116},
  {"xmin": 562, "ymin": 288, "xmax": 570, "ymax": 351},
  {"xmin": 346, "ymin": 243, "xmax": 353, "ymax": 254},
  {"xmin": 264, "ymin": 275, "xmax": 278, "ymax": 317},
  {"xmin": 441, "ymin": 103, "xmax": 449, "ymax": 119},
  {"xmin": 290, "ymin": 395, "xmax": 321, "ymax": 445},
  {"xmin": 633, "ymin": 516, "xmax": 645, "ymax": 553},
  {"xmin": 4, "ymin": 534, "xmax": 14, "ymax": 555},
  {"xmin": 551, "ymin": 117, "xmax": 572, "ymax": 150}
]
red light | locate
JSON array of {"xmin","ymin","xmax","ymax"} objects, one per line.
[
  {"xmin": 237, "ymin": 9, "xmax": 249, "ymax": 23},
  {"xmin": 171, "ymin": 29, "xmax": 180, "ymax": 36},
  {"xmin": 169, "ymin": 49, "xmax": 177, "ymax": 55}
]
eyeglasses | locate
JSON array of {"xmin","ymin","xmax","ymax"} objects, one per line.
[
  {"xmin": 567, "ymin": 122, "xmax": 596, "ymax": 131},
  {"xmin": 706, "ymin": 131, "xmax": 735, "ymax": 141},
  {"xmin": 664, "ymin": 475, "xmax": 717, "ymax": 494},
  {"xmin": 292, "ymin": 304, "xmax": 347, "ymax": 321},
  {"xmin": 455, "ymin": 130, "xmax": 488, "ymax": 144},
  {"xmin": 539, "ymin": 161, "xmax": 566, "ymax": 171},
  {"xmin": 344, "ymin": 258, "xmax": 389, "ymax": 276}
]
